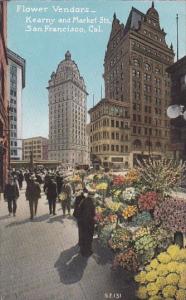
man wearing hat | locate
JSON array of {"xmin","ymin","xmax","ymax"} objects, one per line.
[
  {"xmin": 25, "ymin": 175, "xmax": 41, "ymax": 220},
  {"xmin": 4, "ymin": 176, "xmax": 19, "ymax": 216},
  {"xmin": 61, "ymin": 178, "xmax": 73, "ymax": 215},
  {"xmin": 73, "ymin": 188, "xmax": 95, "ymax": 256}
]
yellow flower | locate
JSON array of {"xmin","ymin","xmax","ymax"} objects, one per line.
[
  {"xmin": 166, "ymin": 273, "xmax": 179, "ymax": 285},
  {"xmin": 167, "ymin": 245, "xmax": 180, "ymax": 260},
  {"xmin": 178, "ymin": 271, "xmax": 186, "ymax": 289},
  {"xmin": 162, "ymin": 285, "xmax": 176, "ymax": 298},
  {"xmin": 145, "ymin": 265, "xmax": 152, "ymax": 272},
  {"xmin": 96, "ymin": 182, "xmax": 108, "ymax": 190},
  {"xmin": 136, "ymin": 286, "xmax": 148, "ymax": 299},
  {"xmin": 149, "ymin": 259, "xmax": 159, "ymax": 270},
  {"xmin": 122, "ymin": 205, "xmax": 137, "ymax": 219},
  {"xmin": 176, "ymin": 289, "xmax": 186, "ymax": 300},
  {"xmin": 157, "ymin": 252, "xmax": 171, "ymax": 264},
  {"xmin": 177, "ymin": 248, "xmax": 186, "ymax": 261},
  {"xmin": 149, "ymin": 296, "xmax": 163, "ymax": 300},
  {"xmin": 155, "ymin": 277, "xmax": 167, "ymax": 289},
  {"xmin": 157, "ymin": 264, "xmax": 169, "ymax": 276},
  {"xmin": 135, "ymin": 271, "xmax": 147, "ymax": 284},
  {"xmin": 167, "ymin": 261, "xmax": 180, "ymax": 273},
  {"xmin": 177, "ymin": 263, "xmax": 186, "ymax": 274},
  {"xmin": 146, "ymin": 271, "xmax": 157, "ymax": 282},
  {"xmin": 146, "ymin": 283, "xmax": 159, "ymax": 296}
]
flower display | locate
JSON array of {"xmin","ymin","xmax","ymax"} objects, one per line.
[
  {"xmin": 108, "ymin": 227, "xmax": 132, "ymax": 251},
  {"xmin": 125, "ymin": 169, "xmax": 139, "ymax": 184},
  {"xmin": 153, "ymin": 227, "xmax": 173, "ymax": 252},
  {"xmin": 104, "ymin": 214, "xmax": 118, "ymax": 224},
  {"xmin": 122, "ymin": 205, "xmax": 138, "ymax": 219},
  {"xmin": 133, "ymin": 227, "xmax": 150, "ymax": 240},
  {"xmin": 99, "ymin": 224, "xmax": 115, "ymax": 247},
  {"xmin": 138, "ymin": 192, "xmax": 159, "ymax": 211},
  {"xmin": 112, "ymin": 175, "xmax": 126, "ymax": 186},
  {"xmin": 122, "ymin": 187, "xmax": 137, "ymax": 203},
  {"xmin": 96, "ymin": 182, "xmax": 108, "ymax": 191},
  {"xmin": 154, "ymin": 197, "xmax": 186, "ymax": 233},
  {"xmin": 135, "ymin": 245, "xmax": 186, "ymax": 299},
  {"xmin": 132, "ymin": 211, "xmax": 152, "ymax": 226},
  {"xmin": 134, "ymin": 234, "xmax": 157, "ymax": 264},
  {"xmin": 105, "ymin": 200, "xmax": 122, "ymax": 213},
  {"xmin": 113, "ymin": 248, "xmax": 139, "ymax": 272}
]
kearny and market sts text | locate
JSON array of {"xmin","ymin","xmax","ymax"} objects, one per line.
[
  {"xmin": 25, "ymin": 16, "xmax": 110, "ymax": 25},
  {"xmin": 16, "ymin": 5, "xmax": 91, "ymax": 13}
]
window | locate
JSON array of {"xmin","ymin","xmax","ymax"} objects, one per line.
[
  {"xmin": 111, "ymin": 120, "xmax": 114, "ymax": 127},
  {"xmin": 144, "ymin": 63, "xmax": 151, "ymax": 71},
  {"xmin": 181, "ymin": 74, "xmax": 186, "ymax": 90},
  {"xmin": 111, "ymin": 145, "xmax": 114, "ymax": 151}
]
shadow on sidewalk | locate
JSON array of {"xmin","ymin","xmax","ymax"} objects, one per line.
[
  {"xmin": 54, "ymin": 245, "xmax": 88, "ymax": 284},
  {"xmin": 0, "ymin": 214, "xmax": 11, "ymax": 221},
  {"xmin": 92, "ymin": 238, "xmax": 113, "ymax": 265},
  {"xmin": 47, "ymin": 215, "xmax": 64, "ymax": 224},
  {"xmin": 5, "ymin": 214, "xmax": 50, "ymax": 227}
]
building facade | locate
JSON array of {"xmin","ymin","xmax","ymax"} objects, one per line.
[
  {"xmin": 89, "ymin": 3, "xmax": 174, "ymax": 168},
  {"xmin": 0, "ymin": 1, "xmax": 8, "ymax": 190},
  {"xmin": 167, "ymin": 56, "xmax": 186, "ymax": 160},
  {"xmin": 7, "ymin": 48, "xmax": 25, "ymax": 161},
  {"xmin": 22, "ymin": 137, "xmax": 48, "ymax": 161},
  {"xmin": 48, "ymin": 51, "xmax": 88, "ymax": 165}
]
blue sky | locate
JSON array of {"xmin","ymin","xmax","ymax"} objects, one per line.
[{"xmin": 7, "ymin": 0, "xmax": 186, "ymax": 138}]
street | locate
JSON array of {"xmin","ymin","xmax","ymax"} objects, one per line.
[{"xmin": 0, "ymin": 184, "xmax": 136, "ymax": 300}]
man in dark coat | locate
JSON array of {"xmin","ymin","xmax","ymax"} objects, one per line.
[
  {"xmin": 56, "ymin": 173, "xmax": 63, "ymax": 201},
  {"xmin": 17, "ymin": 171, "xmax": 24, "ymax": 189},
  {"xmin": 4, "ymin": 177, "xmax": 19, "ymax": 216},
  {"xmin": 73, "ymin": 188, "xmax": 95, "ymax": 257},
  {"xmin": 25, "ymin": 175, "xmax": 41, "ymax": 220},
  {"xmin": 44, "ymin": 177, "xmax": 57, "ymax": 215}
]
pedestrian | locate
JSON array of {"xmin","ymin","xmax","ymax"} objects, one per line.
[
  {"xmin": 17, "ymin": 171, "xmax": 24, "ymax": 189},
  {"xmin": 56, "ymin": 173, "xmax": 63, "ymax": 201},
  {"xmin": 44, "ymin": 177, "xmax": 57, "ymax": 215},
  {"xmin": 61, "ymin": 179, "xmax": 72, "ymax": 216},
  {"xmin": 73, "ymin": 188, "xmax": 95, "ymax": 257},
  {"xmin": 4, "ymin": 176, "xmax": 19, "ymax": 216},
  {"xmin": 25, "ymin": 175, "xmax": 41, "ymax": 220}
]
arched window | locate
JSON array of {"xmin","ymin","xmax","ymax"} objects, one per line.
[
  {"xmin": 155, "ymin": 142, "xmax": 161, "ymax": 150},
  {"xmin": 133, "ymin": 58, "xmax": 140, "ymax": 67},
  {"xmin": 144, "ymin": 63, "xmax": 151, "ymax": 71}
]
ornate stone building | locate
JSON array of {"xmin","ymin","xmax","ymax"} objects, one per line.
[
  {"xmin": 48, "ymin": 51, "xmax": 88, "ymax": 165},
  {"xmin": 167, "ymin": 56, "xmax": 186, "ymax": 160},
  {"xmin": 89, "ymin": 2, "xmax": 174, "ymax": 168},
  {"xmin": 0, "ymin": 1, "xmax": 8, "ymax": 190}
]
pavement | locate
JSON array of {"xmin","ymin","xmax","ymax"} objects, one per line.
[{"xmin": 0, "ymin": 183, "xmax": 136, "ymax": 300}]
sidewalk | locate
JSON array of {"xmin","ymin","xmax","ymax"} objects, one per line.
[{"xmin": 0, "ymin": 184, "xmax": 136, "ymax": 300}]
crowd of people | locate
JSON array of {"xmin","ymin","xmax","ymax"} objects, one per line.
[{"xmin": 3, "ymin": 168, "xmax": 95, "ymax": 257}]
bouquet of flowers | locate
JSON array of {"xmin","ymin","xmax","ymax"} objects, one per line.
[
  {"xmin": 135, "ymin": 245, "xmax": 186, "ymax": 300},
  {"xmin": 112, "ymin": 175, "xmax": 126, "ymax": 186},
  {"xmin": 154, "ymin": 197, "xmax": 186, "ymax": 233},
  {"xmin": 133, "ymin": 227, "xmax": 150, "ymax": 241},
  {"xmin": 99, "ymin": 224, "xmax": 115, "ymax": 247},
  {"xmin": 113, "ymin": 248, "xmax": 139, "ymax": 272},
  {"xmin": 132, "ymin": 211, "xmax": 152, "ymax": 227},
  {"xmin": 108, "ymin": 227, "xmax": 132, "ymax": 251},
  {"xmin": 153, "ymin": 226, "xmax": 173, "ymax": 253},
  {"xmin": 122, "ymin": 187, "xmax": 137, "ymax": 203},
  {"xmin": 138, "ymin": 192, "xmax": 159, "ymax": 212},
  {"xmin": 134, "ymin": 234, "xmax": 157, "ymax": 264},
  {"xmin": 125, "ymin": 169, "xmax": 139, "ymax": 185},
  {"xmin": 59, "ymin": 192, "xmax": 67, "ymax": 202},
  {"xmin": 105, "ymin": 199, "xmax": 122, "ymax": 213},
  {"xmin": 122, "ymin": 205, "xmax": 138, "ymax": 219},
  {"xmin": 96, "ymin": 182, "xmax": 108, "ymax": 191}
]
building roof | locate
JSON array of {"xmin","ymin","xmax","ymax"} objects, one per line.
[
  {"xmin": 88, "ymin": 98, "xmax": 130, "ymax": 113},
  {"xmin": 7, "ymin": 48, "xmax": 26, "ymax": 88},
  {"xmin": 23, "ymin": 136, "xmax": 48, "ymax": 141},
  {"xmin": 167, "ymin": 56, "xmax": 186, "ymax": 73},
  {"xmin": 125, "ymin": 7, "xmax": 145, "ymax": 31}
]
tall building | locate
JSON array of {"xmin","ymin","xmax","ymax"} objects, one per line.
[
  {"xmin": 7, "ymin": 48, "xmax": 26, "ymax": 161},
  {"xmin": 0, "ymin": 1, "xmax": 8, "ymax": 190},
  {"xmin": 48, "ymin": 51, "xmax": 88, "ymax": 165},
  {"xmin": 22, "ymin": 137, "xmax": 48, "ymax": 161},
  {"xmin": 167, "ymin": 56, "xmax": 186, "ymax": 160},
  {"xmin": 89, "ymin": 2, "xmax": 174, "ymax": 168}
]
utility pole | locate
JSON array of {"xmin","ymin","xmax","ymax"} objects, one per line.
[{"xmin": 176, "ymin": 14, "xmax": 179, "ymax": 61}]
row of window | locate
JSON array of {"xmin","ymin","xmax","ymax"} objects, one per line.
[
  {"xmin": 90, "ymin": 131, "xmax": 129, "ymax": 142},
  {"xmin": 132, "ymin": 126, "xmax": 169, "ymax": 137},
  {"xmin": 91, "ymin": 144, "xmax": 129, "ymax": 153},
  {"xmin": 91, "ymin": 119, "xmax": 129, "ymax": 131}
]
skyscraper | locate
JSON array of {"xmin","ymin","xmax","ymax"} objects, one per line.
[
  {"xmin": 89, "ymin": 2, "xmax": 174, "ymax": 168},
  {"xmin": 48, "ymin": 51, "xmax": 88, "ymax": 165},
  {"xmin": 7, "ymin": 48, "xmax": 25, "ymax": 161},
  {"xmin": 0, "ymin": 1, "xmax": 8, "ymax": 190}
]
